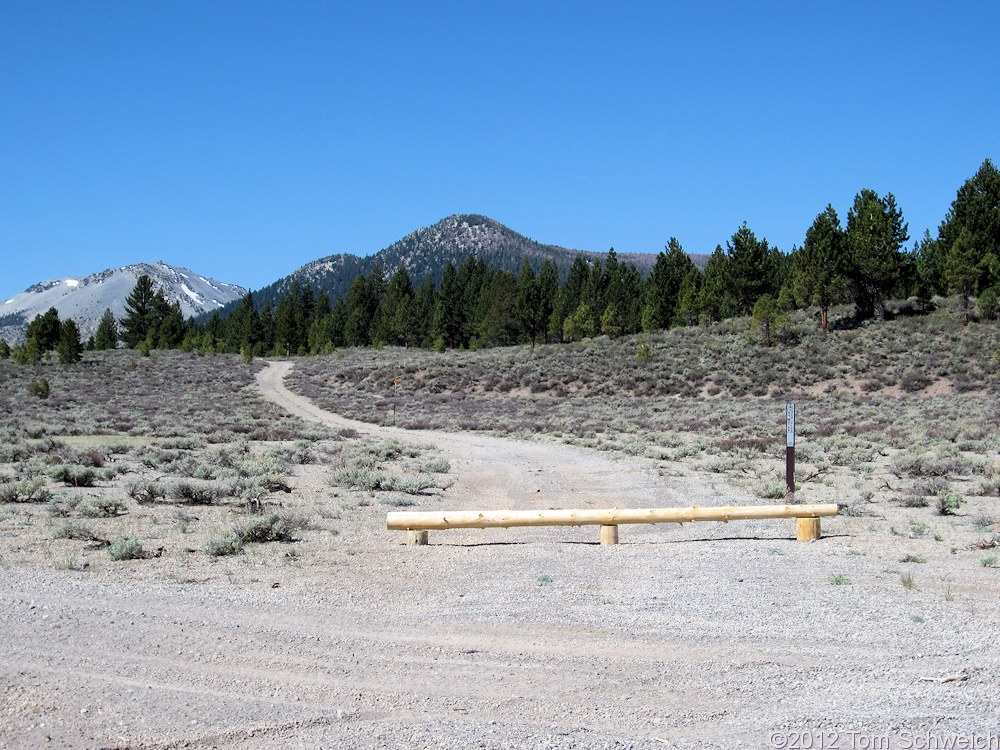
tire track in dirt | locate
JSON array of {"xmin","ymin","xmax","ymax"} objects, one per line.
[{"xmin": 256, "ymin": 359, "xmax": 686, "ymax": 513}]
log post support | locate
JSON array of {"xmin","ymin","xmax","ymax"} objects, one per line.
[
  {"xmin": 407, "ymin": 530, "xmax": 429, "ymax": 546},
  {"xmin": 599, "ymin": 524, "xmax": 619, "ymax": 545},
  {"xmin": 796, "ymin": 517, "xmax": 821, "ymax": 542}
]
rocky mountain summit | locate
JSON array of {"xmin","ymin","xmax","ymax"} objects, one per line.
[{"xmin": 248, "ymin": 214, "xmax": 669, "ymax": 311}]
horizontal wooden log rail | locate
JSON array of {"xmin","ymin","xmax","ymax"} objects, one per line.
[{"xmin": 387, "ymin": 503, "xmax": 839, "ymax": 545}]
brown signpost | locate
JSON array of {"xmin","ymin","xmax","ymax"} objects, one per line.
[{"xmin": 786, "ymin": 402, "xmax": 795, "ymax": 499}]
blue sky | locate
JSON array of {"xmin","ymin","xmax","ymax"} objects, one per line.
[{"xmin": 2, "ymin": 1, "xmax": 997, "ymax": 296}]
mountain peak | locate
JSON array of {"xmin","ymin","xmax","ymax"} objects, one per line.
[
  {"xmin": 1, "ymin": 262, "xmax": 246, "ymax": 343},
  {"xmin": 239, "ymin": 214, "xmax": 660, "ymax": 315}
]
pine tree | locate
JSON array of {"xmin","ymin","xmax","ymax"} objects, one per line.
[
  {"xmin": 646, "ymin": 238, "xmax": 694, "ymax": 330},
  {"xmin": 698, "ymin": 246, "xmax": 730, "ymax": 322},
  {"xmin": 225, "ymin": 294, "xmax": 261, "ymax": 353},
  {"xmin": 408, "ymin": 279, "xmax": 436, "ymax": 347},
  {"xmin": 342, "ymin": 272, "xmax": 382, "ymax": 347},
  {"xmin": 457, "ymin": 256, "xmax": 488, "ymax": 346},
  {"xmin": 94, "ymin": 308, "xmax": 119, "ymax": 350},
  {"xmin": 478, "ymin": 271, "xmax": 518, "ymax": 347},
  {"xmin": 549, "ymin": 257, "xmax": 588, "ymax": 342},
  {"xmin": 726, "ymin": 223, "xmax": 777, "ymax": 315},
  {"xmin": 536, "ymin": 261, "xmax": 559, "ymax": 344},
  {"xmin": 145, "ymin": 289, "xmax": 173, "ymax": 347},
  {"xmin": 434, "ymin": 263, "xmax": 464, "ymax": 348},
  {"xmin": 846, "ymin": 189, "xmax": 909, "ymax": 320},
  {"xmin": 25, "ymin": 308, "xmax": 61, "ymax": 350},
  {"xmin": 674, "ymin": 268, "xmax": 703, "ymax": 326},
  {"xmin": 12, "ymin": 337, "xmax": 42, "ymax": 365},
  {"xmin": 750, "ymin": 294, "xmax": 787, "ymax": 346},
  {"xmin": 945, "ymin": 228, "xmax": 979, "ymax": 325},
  {"xmin": 793, "ymin": 205, "xmax": 849, "ymax": 331},
  {"xmin": 914, "ymin": 229, "xmax": 946, "ymax": 301},
  {"xmin": 615, "ymin": 262, "xmax": 644, "ymax": 335},
  {"xmin": 120, "ymin": 275, "xmax": 157, "ymax": 347},
  {"xmin": 307, "ymin": 293, "xmax": 338, "ymax": 353},
  {"xmin": 562, "ymin": 303, "xmax": 594, "ymax": 342},
  {"xmin": 275, "ymin": 280, "xmax": 306, "ymax": 354},
  {"xmin": 373, "ymin": 267, "xmax": 414, "ymax": 346},
  {"xmin": 514, "ymin": 261, "xmax": 540, "ymax": 346},
  {"xmin": 0, "ymin": 339, "xmax": 10, "ymax": 358},
  {"xmin": 156, "ymin": 301, "xmax": 185, "ymax": 348},
  {"xmin": 258, "ymin": 302, "xmax": 276, "ymax": 353},
  {"xmin": 600, "ymin": 303, "xmax": 623, "ymax": 338},
  {"xmin": 582, "ymin": 258, "xmax": 606, "ymax": 335},
  {"xmin": 979, "ymin": 287, "xmax": 998, "ymax": 320},
  {"xmin": 56, "ymin": 319, "xmax": 83, "ymax": 363},
  {"xmin": 937, "ymin": 159, "xmax": 1000, "ymax": 293}
]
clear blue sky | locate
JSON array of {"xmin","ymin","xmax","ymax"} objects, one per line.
[{"xmin": 2, "ymin": 1, "xmax": 997, "ymax": 297}]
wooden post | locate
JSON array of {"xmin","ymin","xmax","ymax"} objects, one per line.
[
  {"xmin": 599, "ymin": 524, "xmax": 619, "ymax": 545},
  {"xmin": 407, "ymin": 530, "xmax": 429, "ymax": 546},
  {"xmin": 796, "ymin": 517, "xmax": 821, "ymax": 542}
]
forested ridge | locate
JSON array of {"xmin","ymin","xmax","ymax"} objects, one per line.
[{"xmin": 5, "ymin": 159, "xmax": 999, "ymax": 363}]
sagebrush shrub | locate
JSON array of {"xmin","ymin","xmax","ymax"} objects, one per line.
[
  {"xmin": 78, "ymin": 496, "xmax": 127, "ymax": 518},
  {"xmin": 422, "ymin": 457, "xmax": 451, "ymax": 474},
  {"xmin": 204, "ymin": 533, "xmax": 242, "ymax": 557},
  {"xmin": 108, "ymin": 538, "xmax": 145, "ymax": 561},
  {"xmin": 0, "ymin": 477, "xmax": 51, "ymax": 503},
  {"xmin": 125, "ymin": 479, "xmax": 165, "ymax": 505},
  {"xmin": 50, "ymin": 465, "xmax": 97, "ymax": 487},
  {"xmin": 330, "ymin": 467, "xmax": 446, "ymax": 493},
  {"xmin": 53, "ymin": 520, "xmax": 102, "ymax": 542},
  {"xmin": 28, "ymin": 377, "xmax": 50, "ymax": 399},
  {"xmin": 936, "ymin": 491, "xmax": 963, "ymax": 516},
  {"xmin": 234, "ymin": 512, "xmax": 307, "ymax": 544},
  {"xmin": 169, "ymin": 479, "xmax": 233, "ymax": 505}
]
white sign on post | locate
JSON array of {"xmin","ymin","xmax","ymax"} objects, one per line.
[{"xmin": 786, "ymin": 403, "xmax": 795, "ymax": 447}]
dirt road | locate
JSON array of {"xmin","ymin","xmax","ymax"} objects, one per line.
[{"xmin": 2, "ymin": 361, "xmax": 997, "ymax": 749}]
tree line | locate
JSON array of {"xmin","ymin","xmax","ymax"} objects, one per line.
[
  {"xmin": 196, "ymin": 159, "xmax": 998, "ymax": 355},
  {"xmin": 4, "ymin": 159, "xmax": 998, "ymax": 363}
]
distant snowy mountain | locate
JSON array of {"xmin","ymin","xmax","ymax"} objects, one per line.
[{"xmin": 0, "ymin": 261, "xmax": 246, "ymax": 343}]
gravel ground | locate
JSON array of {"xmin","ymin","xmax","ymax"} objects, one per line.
[{"xmin": 1, "ymin": 361, "xmax": 997, "ymax": 749}]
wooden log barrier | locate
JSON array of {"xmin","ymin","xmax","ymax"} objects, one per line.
[{"xmin": 387, "ymin": 503, "xmax": 838, "ymax": 545}]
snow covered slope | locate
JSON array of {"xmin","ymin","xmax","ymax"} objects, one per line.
[{"xmin": 0, "ymin": 262, "xmax": 246, "ymax": 343}]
